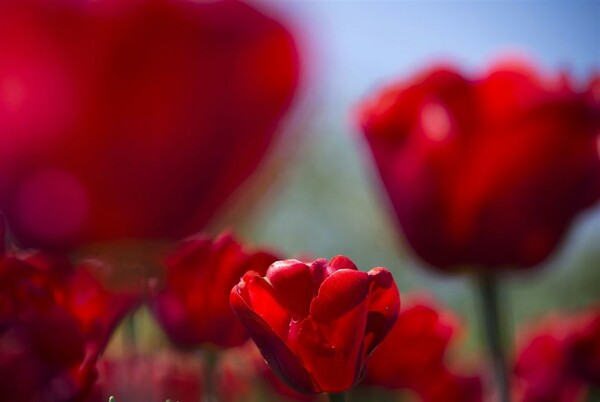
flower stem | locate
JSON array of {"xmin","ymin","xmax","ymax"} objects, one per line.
[
  {"xmin": 202, "ymin": 348, "xmax": 219, "ymax": 402},
  {"xmin": 477, "ymin": 273, "xmax": 510, "ymax": 402},
  {"xmin": 123, "ymin": 313, "xmax": 137, "ymax": 354},
  {"xmin": 328, "ymin": 392, "xmax": 346, "ymax": 402}
]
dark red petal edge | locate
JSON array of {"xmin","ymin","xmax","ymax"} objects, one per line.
[{"xmin": 364, "ymin": 268, "xmax": 401, "ymax": 356}]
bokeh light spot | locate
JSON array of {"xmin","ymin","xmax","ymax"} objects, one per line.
[{"xmin": 420, "ymin": 102, "xmax": 451, "ymax": 141}]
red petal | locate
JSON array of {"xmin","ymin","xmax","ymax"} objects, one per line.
[
  {"xmin": 230, "ymin": 282, "xmax": 318, "ymax": 394},
  {"xmin": 234, "ymin": 271, "xmax": 290, "ymax": 342},
  {"xmin": 328, "ymin": 256, "xmax": 358, "ymax": 271},
  {"xmin": 298, "ymin": 298, "xmax": 370, "ymax": 393},
  {"xmin": 64, "ymin": 266, "xmax": 140, "ymax": 356},
  {"xmin": 309, "ymin": 258, "xmax": 332, "ymax": 291},
  {"xmin": 287, "ymin": 269, "xmax": 373, "ymax": 392},
  {"xmin": 310, "ymin": 269, "xmax": 370, "ymax": 323},
  {"xmin": 244, "ymin": 251, "xmax": 280, "ymax": 277},
  {"xmin": 266, "ymin": 260, "xmax": 313, "ymax": 318},
  {"xmin": 363, "ymin": 268, "xmax": 400, "ymax": 356}
]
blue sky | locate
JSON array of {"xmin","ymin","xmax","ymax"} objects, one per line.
[{"xmin": 280, "ymin": 1, "xmax": 599, "ymax": 111}]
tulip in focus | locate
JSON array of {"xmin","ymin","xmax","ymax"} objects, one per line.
[
  {"xmin": 150, "ymin": 232, "xmax": 279, "ymax": 349},
  {"xmin": 359, "ymin": 61, "xmax": 600, "ymax": 271},
  {"xmin": 230, "ymin": 255, "xmax": 400, "ymax": 395},
  {"xmin": 0, "ymin": 0, "xmax": 299, "ymax": 250}
]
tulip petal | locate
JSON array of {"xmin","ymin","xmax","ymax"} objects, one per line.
[
  {"xmin": 363, "ymin": 268, "xmax": 400, "ymax": 356},
  {"xmin": 310, "ymin": 269, "xmax": 370, "ymax": 323},
  {"xmin": 328, "ymin": 255, "xmax": 358, "ymax": 271},
  {"xmin": 266, "ymin": 260, "xmax": 313, "ymax": 318},
  {"xmin": 298, "ymin": 298, "xmax": 370, "ymax": 393},
  {"xmin": 291, "ymin": 269, "xmax": 372, "ymax": 392},
  {"xmin": 234, "ymin": 271, "xmax": 291, "ymax": 342},
  {"xmin": 230, "ymin": 282, "xmax": 317, "ymax": 394}
]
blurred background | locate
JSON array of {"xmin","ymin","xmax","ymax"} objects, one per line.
[
  {"xmin": 215, "ymin": 0, "xmax": 600, "ymax": 352},
  {"xmin": 1, "ymin": 1, "xmax": 599, "ymax": 400}
]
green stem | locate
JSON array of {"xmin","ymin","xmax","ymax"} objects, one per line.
[
  {"xmin": 123, "ymin": 313, "xmax": 137, "ymax": 354},
  {"xmin": 477, "ymin": 273, "xmax": 510, "ymax": 402},
  {"xmin": 202, "ymin": 348, "xmax": 219, "ymax": 402},
  {"xmin": 328, "ymin": 392, "xmax": 346, "ymax": 402}
]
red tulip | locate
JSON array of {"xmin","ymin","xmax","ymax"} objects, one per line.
[
  {"xmin": 358, "ymin": 61, "xmax": 600, "ymax": 271},
  {"xmin": 0, "ymin": 0, "xmax": 299, "ymax": 250},
  {"xmin": 568, "ymin": 312, "xmax": 600, "ymax": 385},
  {"xmin": 514, "ymin": 308, "xmax": 600, "ymax": 402},
  {"xmin": 150, "ymin": 232, "xmax": 279, "ymax": 349},
  {"xmin": 363, "ymin": 295, "xmax": 482, "ymax": 402},
  {"xmin": 0, "ymin": 249, "xmax": 138, "ymax": 400},
  {"xmin": 25, "ymin": 253, "xmax": 140, "ymax": 360},
  {"xmin": 230, "ymin": 256, "xmax": 400, "ymax": 394}
]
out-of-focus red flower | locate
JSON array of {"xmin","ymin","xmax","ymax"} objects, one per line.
[
  {"xmin": 514, "ymin": 331, "xmax": 584, "ymax": 402},
  {"xmin": 363, "ymin": 295, "xmax": 482, "ymax": 402},
  {"xmin": 359, "ymin": 61, "xmax": 600, "ymax": 271},
  {"xmin": 25, "ymin": 253, "xmax": 140, "ymax": 358},
  {"xmin": 0, "ymin": 247, "xmax": 138, "ymax": 400},
  {"xmin": 230, "ymin": 256, "xmax": 400, "ymax": 394},
  {"xmin": 150, "ymin": 232, "xmax": 279, "ymax": 349},
  {"xmin": 0, "ymin": 0, "xmax": 299, "ymax": 251},
  {"xmin": 514, "ymin": 308, "xmax": 600, "ymax": 402},
  {"xmin": 89, "ymin": 352, "xmax": 203, "ymax": 402},
  {"xmin": 568, "ymin": 313, "xmax": 600, "ymax": 385}
]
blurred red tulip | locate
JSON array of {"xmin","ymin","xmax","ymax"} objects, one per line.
[
  {"xmin": 230, "ymin": 256, "xmax": 400, "ymax": 394},
  {"xmin": 359, "ymin": 61, "xmax": 600, "ymax": 271},
  {"xmin": 0, "ymin": 247, "xmax": 138, "ymax": 400},
  {"xmin": 0, "ymin": 0, "xmax": 299, "ymax": 250},
  {"xmin": 363, "ymin": 295, "xmax": 482, "ymax": 402},
  {"xmin": 568, "ymin": 313, "xmax": 600, "ymax": 386},
  {"xmin": 150, "ymin": 232, "xmax": 279, "ymax": 349},
  {"xmin": 514, "ymin": 308, "xmax": 600, "ymax": 402}
]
